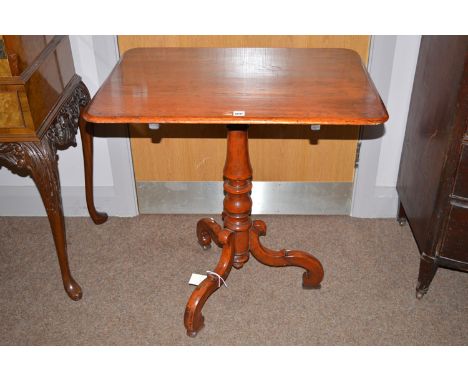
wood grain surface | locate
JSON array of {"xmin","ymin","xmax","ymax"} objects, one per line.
[{"xmin": 84, "ymin": 48, "xmax": 387, "ymax": 125}]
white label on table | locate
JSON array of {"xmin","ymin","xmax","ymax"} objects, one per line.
[
  {"xmin": 188, "ymin": 273, "xmax": 207, "ymax": 286},
  {"xmin": 232, "ymin": 111, "xmax": 246, "ymax": 116}
]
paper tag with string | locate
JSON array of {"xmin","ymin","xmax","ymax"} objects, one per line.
[
  {"xmin": 188, "ymin": 273, "xmax": 207, "ymax": 286},
  {"xmin": 206, "ymin": 271, "xmax": 228, "ymax": 288}
]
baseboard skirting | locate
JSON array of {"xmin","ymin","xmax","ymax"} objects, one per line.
[
  {"xmin": 0, "ymin": 185, "xmax": 136, "ymax": 217},
  {"xmin": 136, "ymin": 181, "xmax": 353, "ymax": 215},
  {"xmin": 350, "ymin": 185, "xmax": 399, "ymax": 218},
  {"xmin": 0, "ymin": 183, "xmax": 398, "ymax": 217}
]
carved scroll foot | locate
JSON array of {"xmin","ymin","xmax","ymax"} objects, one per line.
[
  {"xmin": 184, "ymin": 230, "xmax": 234, "ymax": 337},
  {"xmin": 249, "ymin": 220, "xmax": 324, "ymax": 289},
  {"xmin": 78, "ymin": 88, "xmax": 108, "ymax": 225},
  {"xmin": 196, "ymin": 217, "xmax": 223, "ymax": 250}
]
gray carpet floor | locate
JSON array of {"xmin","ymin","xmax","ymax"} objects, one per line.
[{"xmin": 0, "ymin": 215, "xmax": 466, "ymax": 345}]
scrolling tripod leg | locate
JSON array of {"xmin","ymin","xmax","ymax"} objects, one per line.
[
  {"xmin": 184, "ymin": 230, "xmax": 234, "ymax": 337},
  {"xmin": 249, "ymin": 220, "xmax": 324, "ymax": 289}
]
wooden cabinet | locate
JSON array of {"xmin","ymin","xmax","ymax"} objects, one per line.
[
  {"xmin": 0, "ymin": 35, "xmax": 105, "ymax": 300},
  {"xmin": 397, "ymin": 36, "xmax": 468, "ymax": 298}
]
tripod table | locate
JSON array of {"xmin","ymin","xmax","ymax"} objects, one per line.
[{"xmin": 83, "ymin": 47, "xmax": 388, "ymax": 336}]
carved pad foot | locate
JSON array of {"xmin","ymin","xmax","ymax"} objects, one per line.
[
  {"xmin": 90, "ymin": 212, "xmax": 108, "ymax": 225},
  {"xmin": 65, "ymin": 277, "xmax": 83, "ymax": 301}
]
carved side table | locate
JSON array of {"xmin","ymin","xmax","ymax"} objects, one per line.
[{"xmin": 0, "ymin": 36, "xmax": 106, "ymax": 300}]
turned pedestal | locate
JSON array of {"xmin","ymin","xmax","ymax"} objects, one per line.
[{"xmin": 184, "ymin": 125, "xmax": 324, "ymax": 336}]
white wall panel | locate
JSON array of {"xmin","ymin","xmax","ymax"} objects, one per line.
[
  {"xmin": 375, "ymin": 36, "xmax": 421, "ymax": 187},
  {"xmin": 351, "ymin": 35, "xmax": 421, "ymax": 218}
]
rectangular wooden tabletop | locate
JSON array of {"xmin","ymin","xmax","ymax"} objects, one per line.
[{"xmin": 83, "ymin": 47, "xmax": 388, "ymax": 125}]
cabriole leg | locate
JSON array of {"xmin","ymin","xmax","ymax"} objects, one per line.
[
  {"xmin": 27, "ymin": 140, "xmax": 82, "ymax": 300},
  {"xmin": 78, "ymin": 113, "xmax": 108, "ymax": 225}
]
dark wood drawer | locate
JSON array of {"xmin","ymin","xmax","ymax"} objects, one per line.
[
  {"xmin": 440, "ymin": 202, "xmax": 468, "ymax": 263},
  {"xmin": 452, "ymin": 143, "xmax": 468, "ymax": 199}
]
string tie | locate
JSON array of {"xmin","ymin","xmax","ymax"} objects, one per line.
[{"xmin": 206, "ymin": 271, "xmax": 228, "ymax": 288}]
